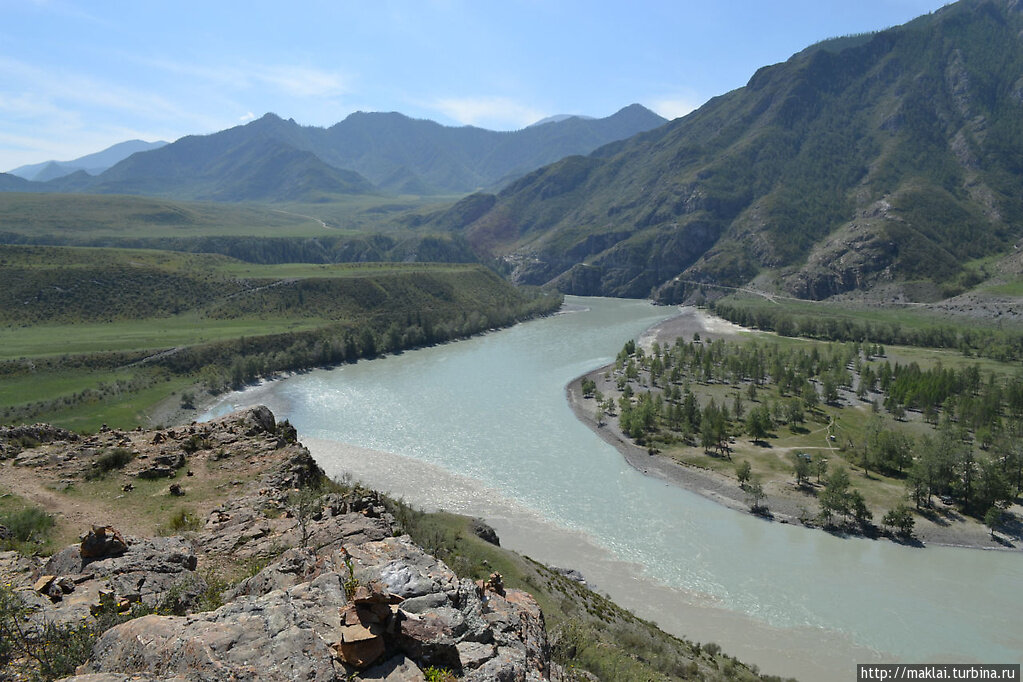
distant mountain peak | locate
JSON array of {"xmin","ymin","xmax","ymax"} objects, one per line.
[{"xmin": 528, "ymin": 114, "xmax": 595, "ymax": 128}]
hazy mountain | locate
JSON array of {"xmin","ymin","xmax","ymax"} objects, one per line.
[
  {"xmin": 26, "ymin": 105, "xmax": 665, "ymax": 201},
  {"xmin": 0, "ymin": 173, "xmax": 31, "ymax": 191},
  {"xmin": 440, "ymin": 0, "xmax": 1023, "ymax": 301},
  {"xmin": 7, "ymin": 139, "xmax": 167, "ymax": 181},
  {"xmin": 528, "ymin": 114, "xmax": 596, "ymax": 127},
  {"xmin": 87, "ymin": 131, "xmax": 375, "ymax": 202}
]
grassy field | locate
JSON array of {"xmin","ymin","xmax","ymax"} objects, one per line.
[
  {"xmin": 0, "ymin": 315, "xmax": 330, "ymax": 358},
  {"xmin": 0, "ymin": 244, "xmax": 561, "ymax": 431},
  {"xmin": 0, "ymin": 193, "xmax": 458, "ymax": 241},
  {"xmin": 0, "ymin": 193, "xmax": 326, "ymax": 238}
]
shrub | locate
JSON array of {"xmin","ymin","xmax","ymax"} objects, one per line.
[
  {"xmin": 86, "ymin": 447, "xmax": 134, "ymax": 480},
  {"xmin": 0, "ymin": 507, "xmax": 54, "ymax": 547},
  {"xmin": 164, "ymin": 509, "xmax": 202, "ymax": 533}
]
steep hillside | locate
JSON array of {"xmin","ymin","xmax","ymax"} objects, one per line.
[{"xmin": 448, "ymin": 0, "xmax": 1023, "ymax": 302}]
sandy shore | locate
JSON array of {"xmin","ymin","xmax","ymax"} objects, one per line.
[{"xmin": 568, "ymin": 306, "xmax": 1021, "ymax": 552}]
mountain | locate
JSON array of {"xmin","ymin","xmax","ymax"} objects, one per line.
[
  {"xmin": 87, "ymin": 130, "xmax": 376, "ymax": 202},
  {"xmin": 439, "ymin": 0, "xmax": 1023, "ymax": 301},
  {"xmin": 528, "ymin": 113, "xmax": 596, "ymax": 127},
  {"xmin": 7, "ymin": 139, "xmax": 167, "ymax": 181},
  {"xmin": 317, "ymin": 103, "xmax": 666, "ymax": 193},
  {"xmin": 13, "ymin": 105, "xmax": 666, "ymax": 202},
  {"xmin": 0, "ymin": 173, "xmax": 32, "ymax": 191}
]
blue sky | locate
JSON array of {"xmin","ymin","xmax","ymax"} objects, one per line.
[{"xmin": 2, "ymin": 0, "xmax": 951, "ymax": 170}]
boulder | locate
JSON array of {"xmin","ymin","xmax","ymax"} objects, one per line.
[
  {"xmin": 470, "ymin": 518, "xmax": 500, "ymax": 546},
  {"xmin": 79, "ymin": 526, "xmax": 128, "ymax": 560}
]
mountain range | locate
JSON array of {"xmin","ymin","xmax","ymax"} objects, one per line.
[
  {"xmin": 1, "ymin": 105, "xmax": 666, "ymax": 201},
  {"xmin": 433, "ymin": 0, "xmax": 1023, "ymax": 301},
  {"xmin": 6, "ymin": 139, "xmax": 168, "ymax": 182}
]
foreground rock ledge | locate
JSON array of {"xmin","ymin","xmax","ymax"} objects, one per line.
[{"xmin": 1, "ymin": 407, "xmax": 552, "ymax": 681}]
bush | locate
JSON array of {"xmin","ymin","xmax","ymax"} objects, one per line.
[
  {"xmin": 0, "ymin": 507, "xmax": 54, "ymax": 547},
  {"xmin": 1, "ymin": 583, "xmax": 154, "ymax": 679},
  {"xmin": 164, "ymin": 509, "xmax": 202, "ymax": 533},
  {"xmin": 86, "ymin": 447, "xmax": 134, "ymax": 480}
]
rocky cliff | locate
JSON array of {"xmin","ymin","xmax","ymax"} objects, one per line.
[{"xmin": 0, "ymin": 407, "xmax": 552, "ymax": 681}]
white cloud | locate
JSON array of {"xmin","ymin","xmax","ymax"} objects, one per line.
[
  {"xmin": 649, "ymin": 96, "xmax": 703, "ymax": 121},
  {"xmin": 145, "ymin": 57, "xmax": 349, "ymax": 99},
  {"xmin": 259, "ymin": 65, "xmax": 348, "ymax": 98},
  {"xmin": 432, "ymin": 96, "xmax": 546, "ymax": 130},
  {"xmin": 239, "ymin": 112, "xmax": 256, "ymax": 123}
]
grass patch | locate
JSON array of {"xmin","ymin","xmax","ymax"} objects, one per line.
[{"xmin": 385, "ymin": 501, "xmax": 775, "ymax": 681}]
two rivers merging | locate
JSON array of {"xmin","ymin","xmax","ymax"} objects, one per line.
[{"xmin": 204, "ymin": 297, "xmax": 1023, "ymax": 680}]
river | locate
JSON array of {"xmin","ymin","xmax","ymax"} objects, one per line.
[{"xmin": 204, "ymin": 296, "xmax": 1023, "ymax": 680}]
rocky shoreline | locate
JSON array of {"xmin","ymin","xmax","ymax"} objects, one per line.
[{"xmin": 566, "ymin": 306, "xmax": 1019, "ymax": 552}]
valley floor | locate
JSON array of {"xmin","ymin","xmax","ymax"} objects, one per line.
[{"xmin": 566, "ymin": 307, "xmax": 1022, "ymax": 552}]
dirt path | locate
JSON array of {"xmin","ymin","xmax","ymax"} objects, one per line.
[{"xmin": 0, "ymin": 461, "xmax": 149, "ymax": 544}]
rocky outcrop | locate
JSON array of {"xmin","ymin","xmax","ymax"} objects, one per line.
[{"xmin": 0, "ymin": 407, "xmax": 553, "ymax": 681}]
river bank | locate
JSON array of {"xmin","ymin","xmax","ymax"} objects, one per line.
[{"xmin": 566, "ymin": 305, "xmax": 1020, "ymax": 552}]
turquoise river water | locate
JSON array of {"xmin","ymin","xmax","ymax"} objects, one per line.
[{"xmin": 205, "ymin": 296, "xmax": 1022, "ymax": 680}]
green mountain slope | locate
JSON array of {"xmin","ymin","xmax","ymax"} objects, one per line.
[{"xmin": 447, "ymin": 0, "xmax": 1023, "ymax": 301}]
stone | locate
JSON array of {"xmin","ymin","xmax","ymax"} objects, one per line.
[
  {"xmin": 136, "ymin": 465, "xmax": 175, "ymax": 479},
  {"xmin": 470, "ymin": 518, "xmax": 500, "ymax": 546},
  {"xmin": 79, "ymin": 525, "xmax": 128, "ymax": 560},
  {"xmin": 358, "ymin": 654, "xmax": 426, "ymax": 681}
]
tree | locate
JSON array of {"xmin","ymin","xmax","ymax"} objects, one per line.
[
  {"xmin": 814, "ymin": 454, "xmax": 828, "ymax": 484},
  {"xmin": 984, "ymin": 506, "xmax": 1003, "ymax": 538},
  {"xmin": 882, "ymin": 505, "xmax": 915, "ymax": 538},
  {"xmin": 849, "ymin": 490, "xmax": 873, "ymax": 526},
  {"xmin": 792, "ymin": 453, "xmax": 811, "ymax": 486},
  {"xmin": 288, "ymin": 486, "xmax": 323, "ymax": 548},
  {"xmin": 745, "ymin": 476, "xmax": 766, "ymax": 512},
  {"xmin": 818, "ymin": 467, "xmax": 851, "ymax": 526},
  {"xmin": 746, "ymin": 405, "xmax": 771, "ymax": 444},
  {"xmin": 581, "ymin": 377, "xmax": 597, "ymax": 397},
  {"xmin": 736, "ymin": 460, "xmax": 752, "ymax": 488}
]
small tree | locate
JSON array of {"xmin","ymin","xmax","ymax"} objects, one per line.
[
  {"xmin": 736, "ymin": 460, "xmax": 752, "ymax": 488},
  {"xmin": 984, "ymin": 506, "xmax": 1003, "ymax": 539},
  {"xmin": 287, "ymin": 487, "xmax": 323, "ymax": 548},
  {"xmin": 792, "ymin": 453, "xmax": 811, "ymax": 487},
  {"xmin": 882, "ymin": 505, "xmax": 915, "ymax": 538},
  {"xmin": 745, "ymin": 476, "xmax": 766, "ymax": 512}
]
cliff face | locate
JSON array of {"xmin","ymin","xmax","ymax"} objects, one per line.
[{"xmin": 0, "ymin": 407, "xmax": 552, "ymax": 681}]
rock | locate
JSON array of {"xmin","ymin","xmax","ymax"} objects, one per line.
[
  {"xmin": 335, "ymin": 622, "xmax": 387, "ymax": 668},
  {"xmin": 553, "ymin": 567, "xmax": 587, "ymax": 584},
  {"xmin": 153, "ymin": 452, "xmax": 185, "ymax": 469},
  {"xmin": 358, "ymin": 654, "xmax": 425, "ymax": 681},
  {"xmin": 239, "ymin": 405, "xmax": 276, "ymax": 436},
  {"xmin": 136, "ymin": 465, "xmax": 176, "ymax": 479},
  {"xmin": 84, "ymin": 572, "xmax": 349, "ymax": 682},
  {"xmin": 0, "ymin": 524, "xmax": 10, "ymax": 540},
  {"xmin": 2, "ymin": 408, "xmax": 554, "ymax": 681},
  {"xmin": 38, "ymin": 535, "xmax": 203, "ymax": 625},
  {"xmin": 168, "ymin": 483, "xmax": 184, "ymax": 496},
  {"xmin": 79, "ymin": 526, "xmax": 128, "ymax": 560},
  {"xmin": 470, "ymin": 518, "xmax": 500, "ymax": 546}
]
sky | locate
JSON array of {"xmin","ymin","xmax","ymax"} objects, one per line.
[{"xmin": 1, "ymin": 0, "xmax": 953, "ymax": 171}]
